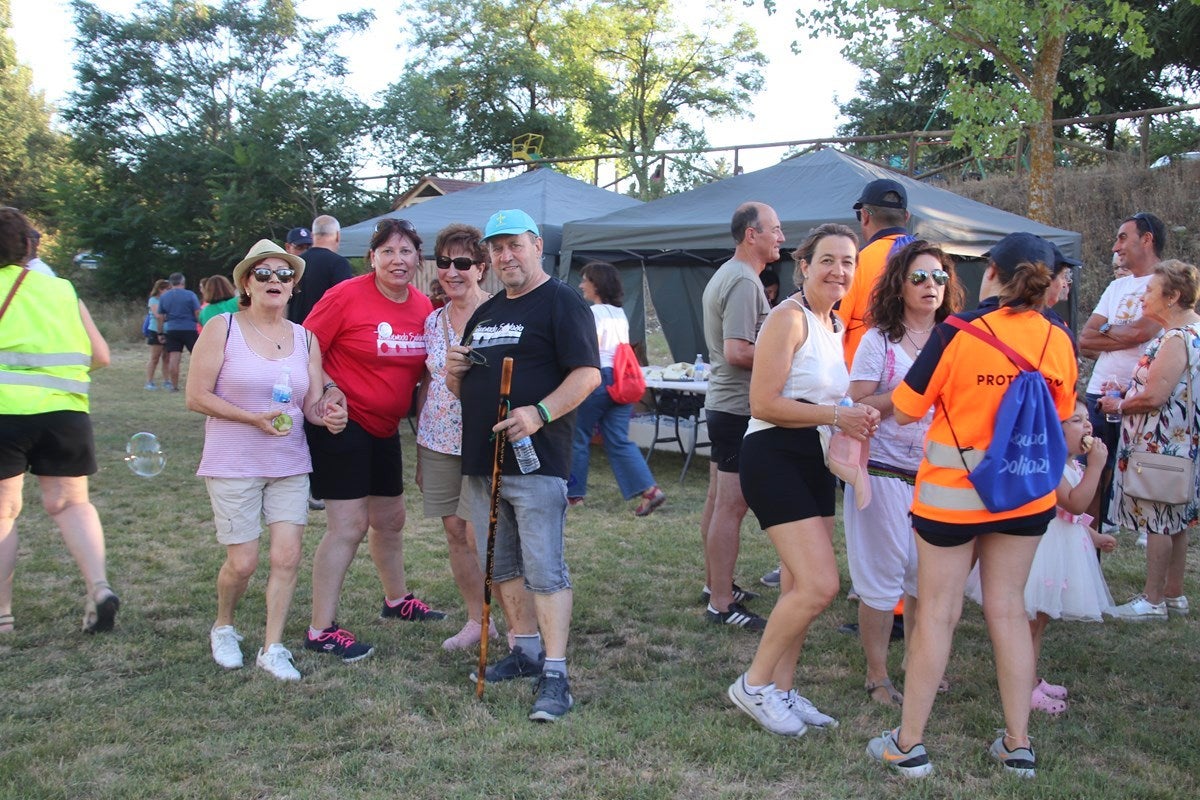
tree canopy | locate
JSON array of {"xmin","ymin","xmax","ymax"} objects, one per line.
[
  {"xmin": 375, "ymin": 0, "xmax": 764, "ymax": 199},
  {"xmin": 60, "ymin": 0, "xmax": 376, "ymax": 294},
  {"xmin": 0, "ymin": 0, "xmax": 69, "ymax": 219},
  {"xmin": 778, "ymin": 0, "xmax": 1154, "ymax": 221}
]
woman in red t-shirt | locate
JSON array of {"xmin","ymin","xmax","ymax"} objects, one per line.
[{"xmin": 300, "ymin": 218, "xmax": 441, "ymax": 663}]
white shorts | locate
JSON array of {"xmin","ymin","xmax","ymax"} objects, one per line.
[
  {"xmin": 844, "ymin": 473, "xmax": 919, "ymax": 611},
  {"xmin": 205, "ymin": 474, "xmax": 309, "ymax": 545}
]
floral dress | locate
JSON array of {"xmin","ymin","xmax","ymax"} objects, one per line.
[{"xmin": 1114, "ymin": 322, "xmax": 1200, "ymax": 535}]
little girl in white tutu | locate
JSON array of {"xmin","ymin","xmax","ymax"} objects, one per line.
[{"xmin": 966, "ymin": 401, "xmax": 1116, "ymax": 715}]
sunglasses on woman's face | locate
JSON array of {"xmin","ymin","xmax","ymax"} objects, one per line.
[
  {"xmin": 436, "ymin": 256, "xmax": 479, "ymax": 270},
  {"xmin": 907, "ymin": 269, "xmax": 949, "ymax": 286},
  {"xmin": 251, "ymin": 267, "xmax": 296, "ymax": 283}
]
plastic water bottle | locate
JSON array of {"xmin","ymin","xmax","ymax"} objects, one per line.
[
  {"xmin": 271, "ymin": 366, "xmax": 293, "ymax": 404},
  {"xmin": 512, "ymin": 436, "xmax": 541, "ymax": 473},
  {"xmin": 1103, "ymin": 374, "xmax": 1122, "ymax": 423},
  {"xmin": 693, "ymin": 354, "xmax": 709, "ymax": 382}
]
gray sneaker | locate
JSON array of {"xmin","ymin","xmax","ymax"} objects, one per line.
[
  {"xmin": 469, "ymin": 649, "xmax": 544, "ymax": 683},
  {"xmin": 1108, "ymin": 593, "xmax": 1167, "ymax": 621},
  {"xmin": 867, "ymin": 728, "xmax": 932, "ymax": 778},
  {"xmin": 989, "ymin": 735, "xmax": 1036, "ymax": 778},
  {"xmin": 1166, "ymin": 595, "xmax": 1189, "ymax": 617},
  {"xmin": 528, "ymin": 671, "xmax": 574, "ymax": 722},
  {"xmin": 727, "ymin": 675, "xmax": 806, "ymax": 737},
  {"xmin": 210, "ymin": 625, "xmax": 244, "ymax": 669},
  {"xmin": 760, "ymin": 567, "xmax": 781, "ymax": 588}
]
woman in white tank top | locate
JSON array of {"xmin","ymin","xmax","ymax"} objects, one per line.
[{"xmin": 727, "ymin": 224, "xmax": 880, "ymax": 737}]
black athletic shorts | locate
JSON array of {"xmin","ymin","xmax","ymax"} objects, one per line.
[
  {"xmin": 306, "ymin": 419, "xmax": 404, "ymax": 500},
  {"xmin": 740, "ymin": 426, "xmax": 835, "ymax": 529},
  {"xmin": 0, "ymin": 411, "xmax": 97, "ymax": 479},
  {"xmin": 163, "ymin": 329, "xmax": 198, "ymax": 353},
  {"xmin": 706, "ymin": 409, "xmax": 750, "ymax": 473}
]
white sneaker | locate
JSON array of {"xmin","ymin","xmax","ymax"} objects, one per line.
[
  {"xmin": 256, "ymin": 643, "xmax": 301, "ymax": 681},
  {"xmin": 727, "ymin": 675, "xmax": 806, "ymax": 736},
  {"xmin": 210, "ymin": 625, "xmax": 244, "ymax": 669},
  {"xmin": 1108, "ymin": 594, "xmax": 1167, "ymax": 621},
  {"xmin": 779, "ymin": 687, "xmax": 839, "ymax": 729},
  {"xmin": 1166, "ymin": 596, "xmax": 1190, "ymax": 617},
  {"xmin": 1137, "ymin": 532, "xmax": 1148, "ymax": 548}
]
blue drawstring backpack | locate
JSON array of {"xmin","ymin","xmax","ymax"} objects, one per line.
[{"xmin": 943, "ymin": 316, "xmax": 1067, "ymax": 513}]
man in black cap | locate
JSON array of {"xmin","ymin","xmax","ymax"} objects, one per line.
[
  {"xmin": 838, "ymin": 178, "xmax": 911, "ymax": 366},
  {"xmin": 284, "ymin": 226, "xmax": 312, "ymax": 257}
]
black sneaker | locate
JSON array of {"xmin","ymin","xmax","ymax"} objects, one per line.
[
  {"xmin": 700, "ymin": 582, "xmax": 761, "ymax": 605},
  {"xmin": 529, "ymin": 671, "xmax": 574, "ymax": 722},
  {"xmin": 304, "ymin": 624, "xmax": 374, "ymax": 662},
  {"xmin": 469, "ymin": 649, "xmax": 545, "ymax": 683},
  {"xmin": 380, "ymin": 593, "xmax": 447, "ymax": 621},
  {"xmin": 706, "ymin": 602, "xmax": 767, "ymax": 630}
]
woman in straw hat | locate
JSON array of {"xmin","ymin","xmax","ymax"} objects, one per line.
[{"xmin": 186, "ymin": 239, "xmax": 347, "ymax": 681}]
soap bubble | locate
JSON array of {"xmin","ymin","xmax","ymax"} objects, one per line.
[{"xmin": 125, "ymin": 432, "xmax": 166, "ymax": 478}]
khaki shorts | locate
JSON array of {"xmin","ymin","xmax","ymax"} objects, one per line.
[
  {"xmin": 205, "ymin": 474, "xmax": 309, "ymax": 545},
  {"xmin": 417, "ymin": 445, "xmax": 465, "ymax": 518}
]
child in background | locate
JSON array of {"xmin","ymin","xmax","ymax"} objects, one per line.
[{"xmin": 966, "ymin": 401, "xmax": 1117, "ymax": 715}]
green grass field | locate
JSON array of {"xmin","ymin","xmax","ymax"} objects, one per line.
[{"xmin": 1, "ymin": 340, "xmax": 1197, "ymax": 800}]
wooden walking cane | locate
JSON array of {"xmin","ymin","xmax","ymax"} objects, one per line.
[{"xmin": 476, "ymin": 356, "xmax": 513, "ymax": 698}]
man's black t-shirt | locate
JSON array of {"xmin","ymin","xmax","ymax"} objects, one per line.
[
  {"xmin": 459, "ymin": 278, "xmax": 599, "ymax": 479},
  {"xmin": 289, "ymin": 246, "xmax": 353, "ymax": 324}
]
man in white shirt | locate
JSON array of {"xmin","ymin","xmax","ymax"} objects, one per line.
[{"xmin": 1077, "ymin": 212, "xmax": 1166, "ymax": 531}]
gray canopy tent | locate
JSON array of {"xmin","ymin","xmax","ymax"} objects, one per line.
[
  {"xmin": 340, "ymin": 168, "xmax": 642, "ymax": 267},
  {"xmin": 558, "ymin": 149, "xmax": 1083, "ymax": 362}
]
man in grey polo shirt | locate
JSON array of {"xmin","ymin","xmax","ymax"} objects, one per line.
[{"xmin": 699, "ymin": 202, "xmax": 783, "ymax": 630}]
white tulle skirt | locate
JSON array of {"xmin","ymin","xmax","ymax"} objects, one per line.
[{"xmin": 964, "ymin": 518, "xmax": 1114, "ymax": 621}]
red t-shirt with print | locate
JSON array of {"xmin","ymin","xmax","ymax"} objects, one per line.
[{"xmin": 304, "ymin": 273, "xmax": 432, "ymax": 438}]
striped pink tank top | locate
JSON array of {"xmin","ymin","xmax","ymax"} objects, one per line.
[{"xmin": 196, "ymin": 314, "xmax": 313, "ymax": 478}]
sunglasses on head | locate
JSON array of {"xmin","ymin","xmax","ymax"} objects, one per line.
[
  {"xmin": 375, "ymin": 218, "xmax": 417, "ymax": 234},
  {"xmin": 436, "ymin": 256, "xmax": 480, "ymax": 270},
  {"xmin": 907, "ymin": 269, "xmax": 949, "ymax": 286},
  {"xmin": 251, "ymin": 267, "xmax": 296, "ymax": 283}
]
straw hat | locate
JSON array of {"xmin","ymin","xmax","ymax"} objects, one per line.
[{"xmin": 231, "ymin": 239, "xmax": 306, "ymax": 287}]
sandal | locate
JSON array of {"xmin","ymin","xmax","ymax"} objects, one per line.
[
  {"xmin": 1036, "ymin": 678, "xmax": 1067, "ymax": 700},
  {"xmin": 634, "ymin": 486, "xmax": 666, "ymax": 517},
  {"xmin": 866, "ymin": 678, "xmax": 903, "ymax": 707},
  {"xmin": 82, "ymin": 581, "xmax": 120, "ymax": 634},
  {"xmin": 1031, "ymin": 685, "xmax": 1067, "ymax": 716},
  {"xmin": 0, "ymin": 613, "xmax": 13, "ymax": 633}
]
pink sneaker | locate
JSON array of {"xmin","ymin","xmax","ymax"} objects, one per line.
[{"xmin": 441, "ymin": 618, "xmax": 499, "ymax": 651}]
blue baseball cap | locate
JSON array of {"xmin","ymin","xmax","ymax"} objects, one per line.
[
  {"xmin": 1049, "ymin": 242, "xmax": 1082, "ymax": 269},
  {"xmin": 286, "ymin": 227, "xmax": 313, "ymax": 245},
  {"xmin": 483, "ymin": 209, "xmax": 540, "ymax": 240},
  {"xmin": 983, "ymin": 232, "xmax": 1055, "ymax": 279}
]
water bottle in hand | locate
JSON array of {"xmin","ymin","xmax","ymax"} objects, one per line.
[
  {"xmin": 272, "ymin": 366, "xmax": 293, "ymax": 404},
  {"xmin": 1102, "ymin": 375, "xmax": 1122, "ymax": 423},
  {"xmin": 512, "ymin": 436, "xmax": 541, "ymax": 473}
]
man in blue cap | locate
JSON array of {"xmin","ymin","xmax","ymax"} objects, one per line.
[{"xmin": 446, "ymin": 209, "xmax": 600, "ymax": 722}]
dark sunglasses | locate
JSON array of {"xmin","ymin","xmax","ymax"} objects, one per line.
[
  {"xmin": 436, "ymin": 256, "xmax": 480, "ymax": 270},
  {"xmin": 251, "ymin": 267, "xmax": 296, "ymax": 283},
  {"xmin": 907, "ymin": 269, "xmax": 949, "ymax": 286}
]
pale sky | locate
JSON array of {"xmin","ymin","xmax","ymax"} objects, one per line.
[{"xmin": 10, "ymin": 0, "xmax": 861, "ymax": 175}]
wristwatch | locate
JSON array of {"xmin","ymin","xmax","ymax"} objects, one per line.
[
  {"xmin": 1099, "ymin": 322, "xmax": 1113, "ymax": 335},
  {"xmin": 536, "ymin": 402, "xmax": 552, "ymax": 424}
]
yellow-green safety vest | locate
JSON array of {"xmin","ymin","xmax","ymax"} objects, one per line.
[{"xmin": 0, "ymin": 266, "xmax": 92, "ymax": 414}]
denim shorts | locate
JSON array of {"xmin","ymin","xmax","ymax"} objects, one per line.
[{"xmin": 461, "ymin": 474, "xmax": 571, "ymax": 593}]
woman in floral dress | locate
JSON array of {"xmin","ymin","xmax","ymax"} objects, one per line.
[{"xmin": 1099, "ymin": 259, "xmax": 1200, "ymax": 621}]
